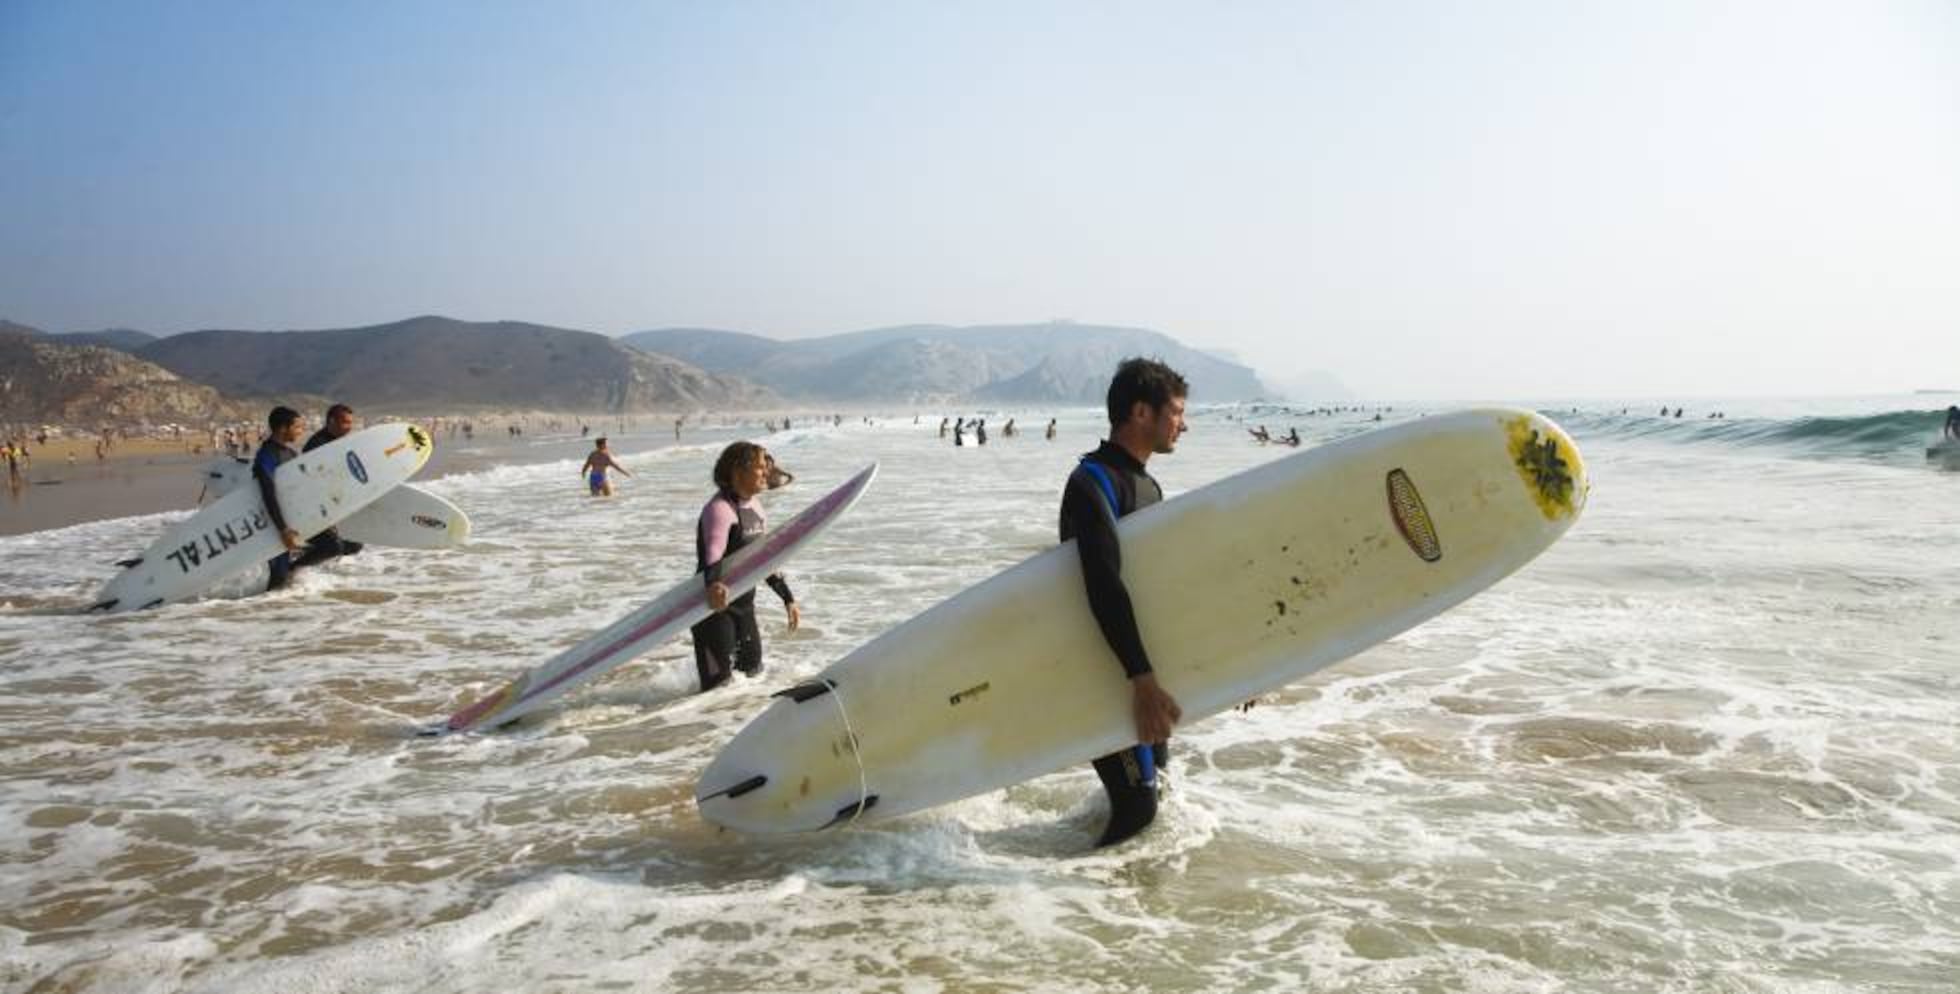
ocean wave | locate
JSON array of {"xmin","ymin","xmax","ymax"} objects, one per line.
[{"xmin": 1554, "ymin": 408, "xmax": 1950, "ymax": 463}]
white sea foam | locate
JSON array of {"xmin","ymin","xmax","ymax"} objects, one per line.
[{"xmin": 4, "ymin": 403, "xmax": 1959, "ymax": 992}]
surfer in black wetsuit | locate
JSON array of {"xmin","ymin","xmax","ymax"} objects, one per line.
[
  {"xmin": 1945, "ymin": 406, "xmax": 1960, "ymax": 440},
  {"xmin": 253, "ymin": 406, "xmax": 307, "ymax": 591},
  {"xmin": 1060, "ymin": 357, "xmax": 1188, "ymax": 847},
  {"xmin": 294, "ymin": 403, "xmax": 365, "ymax": 569},
  {"xmin": 692, "ymin": 441, "xmax": 800, "ymax": 692}
]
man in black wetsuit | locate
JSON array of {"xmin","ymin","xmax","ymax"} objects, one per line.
[
  {"xmin": 253, "ymin": 406, "xmax": 307, "ymax": 591},
  {"xmin": 295, "ymin": 403, "xmax": 365, "ymax": 569},
  {"xmin": 1060, "ymin": 357, "xmax": 1188, "ymax": 847}
]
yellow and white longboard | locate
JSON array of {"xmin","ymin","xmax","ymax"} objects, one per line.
[{"xmin": 697, "ymin": 409, "xmax": 1587, "ymax": 833}]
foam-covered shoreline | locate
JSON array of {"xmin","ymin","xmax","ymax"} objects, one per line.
[{"xmin": 0, "ymin": 411, "xmax": 824, "ymax": 537}]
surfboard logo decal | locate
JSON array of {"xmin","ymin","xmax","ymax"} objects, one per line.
[
  {"xmin": 1386, "ymin": 469, "xmax": 1442, "ymax": 562},
  {"xmin": 408, "ymin": 425, "xmax": 431, "ymax": 451},
  {"xmin": 1505, "ymin": 416, "xmax": 1580, "ymax": 519},
  {"xmin": 346, "ymin": 451, "xmax": 369, "ymax": 484},
  {"xmin": 411, "ymin": 514, "xmax": 446, "ymax": 530}
]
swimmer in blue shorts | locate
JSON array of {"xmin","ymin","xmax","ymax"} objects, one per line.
[{"xmin": 579, "ymin": 437, "xmax": 632, "ymax": 496}]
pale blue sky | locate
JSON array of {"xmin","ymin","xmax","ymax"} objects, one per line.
[{"xmin": 3, "ymin": 1, "xmax": 1956, "ymax": 399}]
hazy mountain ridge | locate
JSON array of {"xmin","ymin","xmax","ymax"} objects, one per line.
[
  {"xmin": 137, "ymin": 316, "xmax": 775, "ymax": 414},
  {"xmin": 621, "ymin": 322, "xmax": 1270, "ymax": 404},
  {"xmin": 0, "ymin": 335, "xmax": 253, "ymax": 425},
  {"xmin": 61, "ymin": 328, "xmax": 159, "ymax": 351},
  {"xmin": 0, "ymin": 320, "xmax": 160, "ymax": 352}
]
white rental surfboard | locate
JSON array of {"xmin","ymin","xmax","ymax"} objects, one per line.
[
  {"xmin": 200, "ymin": 457, "xmax": 471, "ymax": 549},
  {"xmin": 439, "ymin": 463, "xmax": 879, "ymax": 733},
  {"xmin": 696, "ymin": 409, "xmax": 1588, "ymax": 833},
  {"xmin": 92, "ymin": 424, "xmax": 434, "ymax": 612}
]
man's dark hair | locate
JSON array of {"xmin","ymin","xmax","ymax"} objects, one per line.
[
  {"xmin": 1105, "ymin": 357, "xmax": 1189, "ymax": 427},
  {"xmin": 713, "ymin": 441, "xmax": 766, "ymax": 493},
  {"xmin": 268, "ymin": 406, "xmax": 300, "ymax": 431},
  {"xmin": 325, "ymin": 403, "xmax": 353, "ymax": 422}
]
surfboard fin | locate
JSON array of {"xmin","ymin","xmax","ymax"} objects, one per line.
[
  {"xmin": 87, "ymin": 598, "xmax": 117, "ymax": 612},
  {"xmin": 821, "ymin": 795, "xmax": 878, "ymax": 829},
  {"xmin": 698, "ymin": 775, "xmax": 768, "ymax": 802},
  {"xmin": 116, "ymin": 557, "xmax": 143, "ymax": 568},
  {"xmin": 774, "ymin": 679, "xmax": 835, "ymax": 703}
]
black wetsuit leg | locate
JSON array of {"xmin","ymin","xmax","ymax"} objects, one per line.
[
  {"xmin": 691, "ymin": 593, "xmax": 764, "ymax": 690},
  {"xmin": 691, "ymin": 612, "xmax": 737, "ymax": 691},
  {"xmin": 293, "ymin": 527, "xmax": 354, "ymax": 569},
  {"xmin": 1091, "ymin": 741, "xmax": 1168, "ymax": 847},
  {"xmin": 266, "ymin": 552, "xmax": 293, "ymax": 591},
  {"xmin": 728, "ymin": 594, "xmax": 763, "ymax": 676}
]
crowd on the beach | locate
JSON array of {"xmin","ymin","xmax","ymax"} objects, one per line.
[{"xmin": 2, "ymin": 434, "xmax": 36, "ymax": 484}]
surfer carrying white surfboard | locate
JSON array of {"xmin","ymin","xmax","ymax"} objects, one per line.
[
  {"xmin": 252, "ymin": 406, "xmax": 308, "ymax": 591},
  {"xmin": 692, "ymin": 441, "xmax": 800, "ymax": 692},
  {"xmin": 1060, "ymin": 358, "xmax": 1189, "ymax": 847},
  {"xmin": 295, "ymin": 403, "xmax": 366, "ymax": 568}
]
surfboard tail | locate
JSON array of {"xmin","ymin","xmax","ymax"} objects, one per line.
[{"xmin": 446, "ymin": 678, "xmax": 524, "ymax": 732}]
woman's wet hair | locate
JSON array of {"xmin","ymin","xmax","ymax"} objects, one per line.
[
  {"xmin": 713, "ymin": 441, "xmax": 768, "ymax": 492},
  {"xmin": 765, "ymin": 453, "xmax": 794, "ymax": 489}
]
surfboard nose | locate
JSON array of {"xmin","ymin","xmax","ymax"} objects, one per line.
[{"xmin": 1503, "ymin": 410, "xmax": 1587, "ymax": 522}]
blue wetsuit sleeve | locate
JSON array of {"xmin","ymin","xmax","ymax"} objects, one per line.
[
  {"xmin": 1063, "ymin": 469, "xmax": 1154, "ymax": 679},
  {"xmin": 252, "ymin": 447, "xmax": 289, "ymax": 532}
]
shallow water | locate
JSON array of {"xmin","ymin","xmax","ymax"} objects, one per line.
[{"xmin": 3, "ymin": 401, "xmax": 1958, "ymax": 993}]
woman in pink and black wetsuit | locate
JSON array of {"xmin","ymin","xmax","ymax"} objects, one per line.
[{"xmin": 692, "ymin": 441, "xmax": 800, "ymax": 692}]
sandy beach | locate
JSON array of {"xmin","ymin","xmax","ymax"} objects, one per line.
[{"xmin": 0, "ymin": 413, "xmax": 796, "ymax": 536}]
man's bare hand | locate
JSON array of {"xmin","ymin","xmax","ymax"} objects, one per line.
[
  {"xmin": 785, "ymin": 602, "xmax": 801, "ymax": 631},
  {"xmin": 707, "ymin": 582, "xmax": 729, "ymax": 613},
  {"xmin": 281, "ymin": 528, "xmax": 303, "ymax": 553},
  {"xmin": 1131, "ymin": 672, "xmax": 1182, "ymax": 744}
]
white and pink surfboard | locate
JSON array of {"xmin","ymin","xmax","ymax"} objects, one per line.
[{"xmin": 439, "ymin": 463, "xmax": 878, "ymax": 733}]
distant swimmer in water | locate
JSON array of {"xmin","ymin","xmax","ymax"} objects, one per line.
[
  {"xmin": 580, "ymin": 437, "xmax": 632, "ymax": 496},
  {"xmin": 1003, "ymin": 418, "xmax": 1017, "ymax": 438},
  {"xmin": 1946, "ymin": 406, "xmax": 1960, "ymax": 440},
  {"xmin": 1046, "ymin": 418, "xmax": 1057, "ymax": 440},
  {"xmin": 940, "ymin": 417, "xmax": 950, "ymax": 438},
  {"xmin": 954, "ymin": 418, "xmax": 966, "ymax": 447},
  {"xmin": 1283, "ymin": 427, "xmax": 1301, "ymax": 446},
  {"xmin": 692, "ymin": 441, "xmax": 799, "ymax": 691},
  {"xmin": 976, "ymin": 419, "xmax": 988, "ymax": 446},
  {"xmin": 1248, "ymin": 425, "xmax": 1271, "ymax": 444}
]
